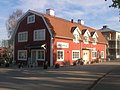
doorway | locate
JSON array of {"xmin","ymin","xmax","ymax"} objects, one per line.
[{"xmin": 83, "ymin": 50, "xmax": 89, "ymax": 64}]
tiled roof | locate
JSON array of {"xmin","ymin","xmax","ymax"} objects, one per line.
[{"xmin": 29, "ymin": 10, "xmax": 108, "ymax": 44}]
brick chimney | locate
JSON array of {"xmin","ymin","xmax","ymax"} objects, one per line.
[
  {"xmin": 71, "ymin": 19, "xmax": 74, "ymax": 23},
  {"xmin": 46, "ymin": 9, "xmax": 55, "ymax": 16},
  {"xmin": 78, "ymin": 19, "xmax": 84, "ymax": 25}
]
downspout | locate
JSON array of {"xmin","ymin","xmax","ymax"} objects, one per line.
[
  {"xmin": 80, "ymin": 40, "xmax": 82, "ymax": 59},
  {"xmin": 13, "ymin": 38, "xmax": 15, "ymax": 64},
  {"xmin": 50, "ymin": 37, "xmax": 53, "ymax": 67}
]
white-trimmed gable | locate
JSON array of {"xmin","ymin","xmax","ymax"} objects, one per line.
[
  {"xmin": 72, "ymin": 27, "xmax": 81, "ymax": 43},
  {"xmin": 92, "ymin": 32, "xmax": 98, "ymax": 38},
  {"xmin": 92, "ymin": 32, "xmax": 98, "ymax": 45},
  {"xmin": 73, "ymin": 27, "xmax": 81, "ymax": 35},
  {"xmin": 82, "ymin": 29, "xmax": 91, "ymax": 44},
  {"xmin": 83, "ymin": 29, "xmax": 91, "ymax": 37}
]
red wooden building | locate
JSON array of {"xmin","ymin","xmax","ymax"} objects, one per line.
[{"xmin": 13, "ymin": 9, "xmax": 107, "ymax": 66}]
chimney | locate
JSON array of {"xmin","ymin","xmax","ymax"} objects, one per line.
[
  {"xmin": 71, "ymin": 19, "xmax": 74, "ymax": 23},
  {"xmin": 78, "ymin": 19, "xmax": 84, "ymax": 25},
  {"xmin": 46, "ymin": 9, "xmax": 55, "ymax": 16},
  {"xmin": 103, "ymin": 25, "xmax": 107, "ymax": 29}
]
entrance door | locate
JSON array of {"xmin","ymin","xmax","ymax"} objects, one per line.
[
  {"xmin": 31, "ymin": 50, "xmax": 37, "ymax": 66},
  {"xmin": 83, "ymin": 50, "xmax": 89, "ymax": 64}
]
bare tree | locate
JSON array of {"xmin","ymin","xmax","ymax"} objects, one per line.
[{"xmin": 6, "ymin": 9, "xmax": 24, "ymax": 38}]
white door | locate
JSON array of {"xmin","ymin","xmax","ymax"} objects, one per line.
[{"xmin": 83, "ymin": 50, "xmax": 89, "ymax": 64}]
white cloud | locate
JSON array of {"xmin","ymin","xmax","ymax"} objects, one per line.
[{"xmin": 107, "ymin": 17, "xmax": 119, "ymax": 22}]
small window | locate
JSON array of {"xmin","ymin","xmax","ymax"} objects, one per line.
[
  {"xmin": 84, "ymin": 36, "xmax": 89, "ymax": 44},
  {"xmin": 92, "ymin": 51, "xmax": 97, "ymax": 59},
  {"xmin": 73, "ymin": 34, "xmax": 80, "ymax": 43},
  {"xmin": 57, "ymin": 50, "xmax": 64, "ymax": 61},
  {"xmin": 18, "ymin": 32, "xmax": 28, "ymax": 42},
  {"xmin": 37, "ymin": 50, "xmax": 45, "ymax": 61},
  {"xmin": 72, "ymin": 50, "xmax": 80, "ymax": 60},
  {"xmin": 18, "ymin": 50, "xmax": 27, "ymax": 60},
  {"xmin": 92, "ymin": 38, "xmax": 97, "ymax": 45},
  {"xmin": 34, "ymin": 29, "xmax": 45, "ymax": 41},
  {"xmin": 101, "ymin": 51, "xmax": 104, "ymax": 58},
  {"xmin": 27, "ymin": 15, "xmax": 35, "ymax": 24}
]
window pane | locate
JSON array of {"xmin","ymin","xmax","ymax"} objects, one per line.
[
  {"xmin": 34, "ymin": 29, "xmax": 45, "ymax": 41},
  {"xmin": 38, "ymin": 51, "xmax": 44, "ymax": 60},
  {"xmin": 57, "ymin": 50, "xmax": 64, "ymax": 61},
  {"xmin": 18, "ymin": 32, "xmax": 28, "ymax": 42},
  {"xmin": 28, "ymin": 15, "xmax": 35, "ymax": 24},
  {"xmin": 72, "ymin": 51, "xmax": 80, "ymax": 60},
  {"xmin": 18, "ymin": 50, "xmax": 27, "ymax": 60}
]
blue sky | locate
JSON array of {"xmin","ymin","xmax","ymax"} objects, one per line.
[{"xmin": 0, "ymin": 0, "xmax": 120, "ymax": 40}]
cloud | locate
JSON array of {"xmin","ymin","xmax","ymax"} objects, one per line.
[
  {"xmin": 16, "ymin": 0, "xmax": 48, "ymax": 11},
  {"xmin": 8, "ymin": 0, "xmax": 120, "ymax": 30},
  {"xmin": 107, "ymin": 17, "xmax": 119, "ymax": 22}
]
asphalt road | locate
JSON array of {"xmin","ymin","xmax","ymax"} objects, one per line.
[{"xmin": 0, "ymin": 61, "xmax": 120, "ymax": 90}]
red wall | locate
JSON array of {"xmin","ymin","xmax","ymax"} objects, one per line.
[
  {"xmin": 53, "ymin": 38, "xmax": 81, "ymax": 65},
  {"xmin": 53, "ymin": 39, "xmax": 106, "ymax": 65}
]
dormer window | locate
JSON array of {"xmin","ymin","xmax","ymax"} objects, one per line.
[
  {"xmin": 84, "ymin": 36, "xmax": 89, "ymax": 41},
  {"xmin": 71, "ymin": 27, "xmax": 81, "ymax": 43},
  {"xmin": 27, "ymin": 15, "xmax": 35, "ymax": 24},
  {"xmin": 73, "ymin": 34, "xmax": 80, "ymax": 43},
  {"xmin": 84, "ymin": 36, "xmax": 89, "ymax": 44},
  {"xmin": 91, "ymin": 32, "xmax": 98, "ymax": 45},
  {"xmin": 92, "ymin": 38, "xmax": 97, "ymax": 45},
  {"xmin": 82, "ymin": 29, "xmax": 90, "ymax": 44}
]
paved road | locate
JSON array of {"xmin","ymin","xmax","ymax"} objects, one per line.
[
  {"xmin": 93, "ymin": 62, "xmax": 120, "ymax": 90},
  {"xmin": 0, "ymin": 61, "xmax": 119, "ymax": 90}
]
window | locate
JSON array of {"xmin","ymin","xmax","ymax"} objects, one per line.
[
  {"xmin": 72, "ymin": 50, "xmax": 80, "ymax": 60},
  {"xmin": 118, "ymin": 35, "xmax": 120, "ymax": 40},
  {"xmin": 84, "ymin": 36, "xmax": 89, "ymax": 44},
  {"xmin": 101, "ymin": 51, "xmax": 104, "ymax": 58},
  {"xmin": 18, "ymin": 50, "xmax": 27, "ymax": 60},
  {"xmin": 92, "ymin": 51, "xmax": 97, "ymax": 59},
  {"xmin": 57, "ymin": 50, "xmax": 64, "ymax": 61},
  {"xmin": 37, "ymin": 50, "xmax": 45, "ymax": 61},
  {"xmin": 73, "ymin": 34, "xmax": 80, "ymax": 43},
  {"xmin": 27, "ymin": 15, "xmax": 35, "ymax": 24},
  {"xmin": 92, "ymin": 38, "xmax": 97, "ymax": 45},
  {"xmin": 18, "ymin": 32, "xmax": 28, "ymax": 42},
  {"xmin": 34, "ymin": 29, "xmax": 45, "ymax": 41}
]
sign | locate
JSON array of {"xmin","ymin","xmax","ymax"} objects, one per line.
[{"xmin": 57, "ymin": 42, "xmax": 69, "ymax": 48}]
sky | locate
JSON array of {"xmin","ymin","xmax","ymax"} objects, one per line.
[{"xmin": 0, "ymin": 0, "xmax": 120, "ymax": 40}]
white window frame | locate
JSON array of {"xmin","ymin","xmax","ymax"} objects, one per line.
[
  {"xmin": 27, "ymin": 15, "xmax": 35, "ymax": 24},
  {"xmin": 34, "ymin": 29, "xmax": 45, "ymax": 41},
  {"xmin": 57, "ymin": 50, "xmax": 64, "ymax": 61},
  {"xmin": 18, "ymin": 50, "xmax": 27, "ymax": 60},
  {"xmin": 37, "ymin": 50, "xmax": 45, "ymax": 61},
  {"xmin": 72, "ymin": 50, "xmax": 80, "ymax": 60},
  {"xmin": 18, "ymin": 32, "xmax": 28, "ymax": 42},
  {"xmin": 92, "ymin": 51, "xmax": 97, "ymax": 59},
  {"xmin": 101, "ymin": 51, "xmax": 104, "ymax": 58}
]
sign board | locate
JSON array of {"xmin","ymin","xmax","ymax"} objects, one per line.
[{"xmin": 57, "ymin": 42, "xmax": 69, "ymax": 48}]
